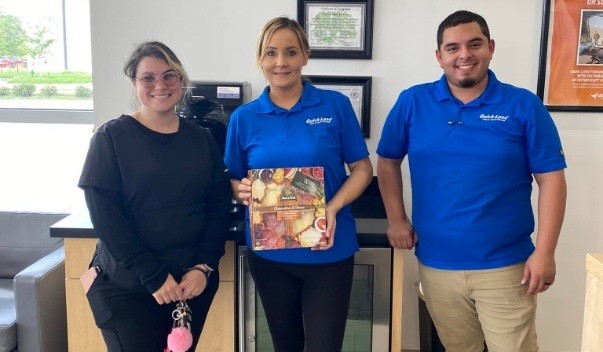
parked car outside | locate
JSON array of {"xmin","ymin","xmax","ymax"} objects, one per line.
[{"xmin": 0, "ymin": 58, "xmax": 27, "ymax": 69}]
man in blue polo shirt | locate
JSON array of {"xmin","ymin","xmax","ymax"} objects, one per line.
[{"xmin": 377, "ymin": 10, "xmax": 567, "ymax": 352}]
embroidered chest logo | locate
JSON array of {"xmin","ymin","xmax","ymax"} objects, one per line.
[
  {"xmin": 479, "ymin": 113, "xmax": 509, "ymax": 122},
  {"xmin": 306, "ymin": 117, "xmax": 333, "ymax": 125}
]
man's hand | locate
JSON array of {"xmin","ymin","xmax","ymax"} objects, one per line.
[
  {"xmin": 386, "ymin": 220, "xmax": 417, "ymax": 249},
  {"xmin": 522, "ymin": 250, "xmax": 556, "ymax": 295}
]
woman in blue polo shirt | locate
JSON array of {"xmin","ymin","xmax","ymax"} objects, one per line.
[{"xmin": 224, "ymin": 17, "xmax": 373, "ymax": 352}]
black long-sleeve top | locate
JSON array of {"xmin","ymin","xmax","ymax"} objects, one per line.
[{"xmin": 79, "ymin": 115, "xmax": 231, "ymax": 293}]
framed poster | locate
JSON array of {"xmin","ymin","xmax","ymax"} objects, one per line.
[
  {"xmin": 297, "ymin": 0, "xmax": 374, "ymax": 59},
  {"xmin": 306, "ymin": 75, "xmax": 372, "ymax": 137},
  {"xmin": 537, "ymin": 0, "xmax": 603, "ymax": 111}
]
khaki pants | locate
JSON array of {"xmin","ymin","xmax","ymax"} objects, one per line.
[{"xmin": 418, "ymin": 263, "xmax": 539, "ymax": 352}]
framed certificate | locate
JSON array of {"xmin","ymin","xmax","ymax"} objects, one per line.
[
  {"xmin": 537, "ymin": 0, "xmax": 603, "ymax": 111},
  {"xmin": 297, "ymin": 0, "xmax": 374, "ymax": 59},
  {"xmin": 306, "ymin": 75, "xmax": 372, "ymax": 137}
]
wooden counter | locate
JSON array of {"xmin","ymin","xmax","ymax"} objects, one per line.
[{"xmin": 581, "ymin": 253, "xmax": 603, "ymax": 351}]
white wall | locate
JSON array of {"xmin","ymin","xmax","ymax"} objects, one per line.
[{"xmin": 90, "ymin": 1, "xmax": 603, "ymax": 350}]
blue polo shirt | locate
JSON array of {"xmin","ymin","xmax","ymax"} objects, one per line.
[
  {"xmin": 377, "ymin": 70, "xmax": 566, "ymax": 270},
  {"xmin": 225, "ymin": 81, "xmax": 369, "ymax": 263}
]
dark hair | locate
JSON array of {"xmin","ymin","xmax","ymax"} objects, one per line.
[
  {"xmin": 256, "ymin": 17, "xmax": 310, "ymax": 66},
  {"xmin": 437, "ymin": 10, "xmax": 490, "ymax": 49}
]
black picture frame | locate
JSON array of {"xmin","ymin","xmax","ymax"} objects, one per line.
[
  {"xmin": 537, "ymin": 0, "xmax": 603, "ymax": 111},
  {"xmin": 297, "ymin": 0, "xmax": 374, "ymax": 59},
  {"xmin": 306, "ymin": 75, "xmax": 372, "ymax": 137}
]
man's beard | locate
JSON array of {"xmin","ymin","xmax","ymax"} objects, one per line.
[{"xmin": 459, "ymin": 78, "xmax": 477, "ymax": 88}]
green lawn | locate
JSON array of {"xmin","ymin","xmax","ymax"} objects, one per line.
[
  {"xmin": 0, "ymin": 70, "xmax": 92, "ymax": 84},
  {"xmin": 0, "ymin": 94, "xmax": 91, "ymax": 100},
  {"xmin": 0, "ymin": 71, "xmax": 93, "ymax": 98}
]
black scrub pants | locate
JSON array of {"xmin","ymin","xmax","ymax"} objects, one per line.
[
  {"xmin": 86, "ymin": 271, "xmax": 219, "ymax": 352},
  {"xmin": 248, "ymin": 252, "xmax": 354, "ymax": 352}
]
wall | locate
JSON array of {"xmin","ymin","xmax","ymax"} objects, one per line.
[{"xmin": 90, "ymin": 1, "xmax": 603, "ymax": 350}]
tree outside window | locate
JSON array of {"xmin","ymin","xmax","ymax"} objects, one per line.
[{"xmin": 0, "ymin": 0, "xmax": 93, "ymax": 110}]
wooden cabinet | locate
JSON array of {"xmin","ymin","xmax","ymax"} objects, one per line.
[
  {"xmin": 198, "ymin": 282, "xmax": 235, "ymax": 351},
  {"xmin": 582, "ymin": 253, "xmax": 603, "ymax": 352},
  {"xmin": 64, "ymin": 238, "xmax": 103, "ymax": 351},
  {"xmin": 199, "ymin": 243, "xmax": 235, "ymax": 351},
  {"xmin": 63, "ymin": 238, "xmax": 235, "ymax": 352},
  {"xmin": 391, "ymin": 248, "xmax": 403, "ymax": 352}
]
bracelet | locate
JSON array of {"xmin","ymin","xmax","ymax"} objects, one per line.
[{"xmin": 186, "ymin": 266, "xmax": 210, "ymax": 279}]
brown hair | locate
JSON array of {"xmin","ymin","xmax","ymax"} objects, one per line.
[{"xmin": 123, "ymin": 41, "xmax": 191, "ymax": 106}]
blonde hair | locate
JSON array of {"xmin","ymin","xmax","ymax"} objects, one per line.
[{"xmin": 256, "ymin": 17, "xmax": 310, "ymax": 67}]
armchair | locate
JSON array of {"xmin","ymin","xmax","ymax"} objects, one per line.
[
  {"xmin": 0, "ymin": 211, "xmax": 68, "ymax": 352},
  {"xmin": 14, "ymin": 247, "xmax": 67, "ymax": 352}
]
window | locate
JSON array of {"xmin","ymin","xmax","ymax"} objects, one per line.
[
  {"xmin": 0, "ymin": 1, "xmax": 93, "ymax": 210},
  {"xmin": 0, "ymin": 0, "xmax": 93, "ymax": 122}
]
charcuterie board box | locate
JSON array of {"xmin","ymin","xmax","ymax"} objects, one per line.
[{"xmin": 248, "ymin": 167, "xmax": 327, "ymax": 250}]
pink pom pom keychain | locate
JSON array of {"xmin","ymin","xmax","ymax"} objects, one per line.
[{"xmin": 166, "ymin": 300, "xmax": 193, "ymax": 352}]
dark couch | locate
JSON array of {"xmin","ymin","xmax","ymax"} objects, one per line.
[{"xmin": 0, "ymin": 211, "xmax": 68, "ymax": 352}]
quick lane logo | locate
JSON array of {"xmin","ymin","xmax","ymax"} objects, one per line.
[
  {"xmin": 479, "ymin": 113, "xmax": 509, "ymax": 122},
  {"xmin": 306, "ymin": 117, "xmax": 333, "ymax": 125}
]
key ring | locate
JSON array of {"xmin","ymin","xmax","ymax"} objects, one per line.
[
  {"xmin": 167, "ymin": 300, "xmax": 194, "ymax": 352},
  {"xmin": 171, "ymin": 300, "xmax": 192, "ymax": 328}
]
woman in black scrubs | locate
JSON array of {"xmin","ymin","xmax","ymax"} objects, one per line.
[{"xmin": 79, "ymin": 41, "xmax": 231, "ymax": 352}]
